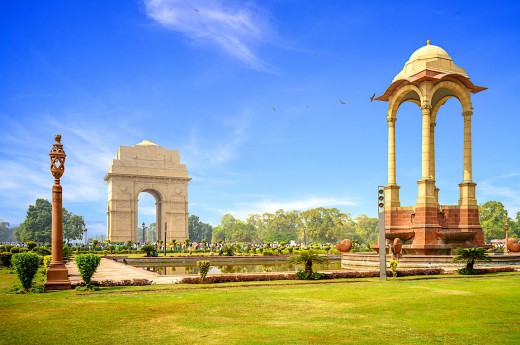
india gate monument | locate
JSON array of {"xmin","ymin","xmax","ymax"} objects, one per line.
[
  {"xmin": 104, "ymin": 140, "xmax": 190, "ymax": 242},
  {"xmin": 375, "ymin": 40, "xmax": 488, "ymax": 255}
]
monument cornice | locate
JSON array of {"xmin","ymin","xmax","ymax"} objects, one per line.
[{"xmin": 104, "ymin": 173, "xmax": 192, "ymax": 182}]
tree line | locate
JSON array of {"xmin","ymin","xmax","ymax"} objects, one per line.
[
  {"xmin": 189, "ymin": 202, "xmax": 520, "ymax": 245},
  {"xmin": 1, "ymin": 199, "xmax": 518, "ymax": 245},
  {"xmin": 189, "ymin": 208, "xmax": 378, "ymax": 246},
  {"xmin": 1, "ymin": 199, "xmax": 86, "ymax": 243}
]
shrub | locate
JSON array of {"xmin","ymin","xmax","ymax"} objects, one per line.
[
  {"xmin": 36, "ymin": 247, "xmax": 51, "ymax": 256},
  {"xmin": 141, "ymin": 244, "xmax": 157, "ymax": 257},
  {"xmin": 25, "ymin": 241, "xmax": 37, "ymax": 251},
  {"xmin": 43, "ymin": 255, "xmax": 52, "ymax": 270},
  {"xmin": 0, "ymin": 252, "xmax": 13, "ymax": 268},
  {"xmin": 10, "ymin": 247, "xmax": 20, "ymax": 254},
  {"xmin": 296, "ymin": 270, "xmax": 325, "ymax": 280},
  {"xmin": 11, "ymin": 252, "xmax": 40, "ymax": 292},
  {"xmin": 389, "ymin": 260, "xmax": 398, "ymax": 277},
  {"xmin": 197, "ymin": 260, "xmax": 211, "ymax": 283},
  {"xmin": 63, "ymin": 246, "xmax": 72, "ymax": 259},
  {"xmin": 93, "ymin": 279, "xmax": 152, "ymax": 287},
  {"xmin": 262, "ymin": 249, "xmax": 274, "ymax": 256},
  {"xmin": 75, "ymin": 254, "xmax": 101, "ymax": 286},
  {"xmin": 4, "ymin": 244, "xmax": 13, "ymax": 252},
  {"xmin": 288, "ymin": 250, "xmax": 328, "ymax": 274},
  {"xmin": 0, "ymin": 245, "xmax": 5, "ymax": 252},
  {"xmin": 453, "ymin": 247, "xmax": 491, "ymax": 272},
  {"xmin": 222, "ymin": 245, "xmax": 235, "ymax": 256},
  {"xmin": 19, "ymin": 247, "xmax": 29, "ymax": 253}
]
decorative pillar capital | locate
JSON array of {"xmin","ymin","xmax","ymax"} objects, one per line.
[
  {"xmin": 387, "ymin": 117, "xmax": 396, "ymax": 126},
  {"xmin": 421, "ymin": 102, "xmax": 432, "ymax": 111},
  {"xmin": 462, "ymin": 110, "xmax": 473, "ymax": 117},
  {"xmin": 49, "ymin": 134, "xmax": 66, "ymax": 185}
]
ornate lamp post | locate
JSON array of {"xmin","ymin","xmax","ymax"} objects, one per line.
[
  {"xmin": 45, "ymin": 134, "xmax": 71, "ymax": 290},
  {"xmin": 164, "ymin": 223, "xmax": 167, "ymax": 257},
  {"xmin": 141, "ymin": 222, "xmax": 147, "ymax": 244},
  {"xmin": 504, "ymin": 221, "xmax": 510, "ymax": 254}
]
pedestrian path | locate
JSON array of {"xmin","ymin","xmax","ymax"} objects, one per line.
[{"xmin": 67, "ymin": 258, "xmax": 183, "ymax": 285}]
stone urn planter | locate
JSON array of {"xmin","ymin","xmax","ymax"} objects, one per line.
[{"xmin": 336, "ymin": 239, "xmax": 352, "ymax": 253}]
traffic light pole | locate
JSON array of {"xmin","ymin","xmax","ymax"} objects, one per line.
[{"xmin": 378, "ymin": 186, "xmax": 387, "ymax": 281}]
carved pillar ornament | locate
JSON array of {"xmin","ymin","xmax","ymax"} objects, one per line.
[{"xmin": 45, "ymin": 134, "xmax": 71, "ymax": 291}]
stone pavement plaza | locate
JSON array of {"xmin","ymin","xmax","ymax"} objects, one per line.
[{"xmin": 66, "ymin": 258, "xmax": 183, "ymax": 285}]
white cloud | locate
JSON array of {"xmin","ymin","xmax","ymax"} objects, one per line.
[
  {"xmin": 214, "ymin": 196, "xmax": 358, "ymax": 221},
  {"xmin": 479, "ymin": 173, "xmax": 520, "ymax": 216},
  {"xmin": 143, "ymin": 0, "xmax": 271, "ymax": 70},
  {"xmin": 181, "ymin": 112, "xmax": 250, "ymax": 171}
]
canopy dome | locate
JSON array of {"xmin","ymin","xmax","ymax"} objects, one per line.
[
  {"xmin": 392, "ymin": 40, "xmax": 468, "ymax": 81},
  {"xmin": 135, "ymin": 139, "xmax": 158, "ymax": 146}
]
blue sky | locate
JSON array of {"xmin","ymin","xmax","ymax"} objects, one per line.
[{"xmin": 1, "ymin": 1, "xmax": 519, "ymax": 238}]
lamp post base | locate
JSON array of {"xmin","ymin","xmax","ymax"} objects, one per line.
[{"xmin": 45, "ymin": 262, "xmax": 71, "ymax": 291}]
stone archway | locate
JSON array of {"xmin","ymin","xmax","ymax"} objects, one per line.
[{"xmin": 105, "ymin": 140, "xmax": 191, "ymax": 243}]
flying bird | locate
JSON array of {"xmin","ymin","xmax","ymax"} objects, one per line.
[
  {"xmin": 370, "ymin": 93, "xmax": 376, "ymax": 102},
  {"xmin": 272, "ymin": 107, "xmax": 276, "ymax": 111},
  {"xmin": 339, "ymin": 99, "xmax": 346, "ymax": 104},
  {"xmin": 194, "ymin": 8, "xmax": 199, "ymax": 12}
]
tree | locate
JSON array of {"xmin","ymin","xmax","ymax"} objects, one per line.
[
  {"xmin": 453, "ymin": 247, "xmax": 491, "ymax": 272},
  {"xmin": 147, "ymin": 223, "xmax": 157, "ymax": 242},
  {"xmin": 288, "ymin": 250, "xmax": 328, "ymax": 274},
  {"xmin": 188, "ymin": 215, "xmax": 213, "ymax": 242},
  {"xmin": 16, "ymin": 199, "xmax": 52, "ymax": 242},
  {"xmin": 15, "ymin": 199, "xmax": 87, "ymax": 243},
  {"xmin": 63, "ymin": 210, "xmax": 87, "ymax": 243},
  {"xmin": 0, "ymin": 221, "xmax": 16, "ymax": 242},
  {"xmin": 212, "ymin": 214, "xmax": 251, "ymax": 242},
  {"xmin": 508, "ymin": 212, "xmax": 520, "ymax": 238},
  {"xmin": 262, "ymin": 210, "xmax": 301, "ymax": 243},
  {"xmin": 301, "ymin": 208, "xmax": 354, "ymax": 243},
  {"xmin": 479, "ymin": 201, "xmax": 508, "ymax": 242},
  {"xmin": 353, "ymin": 214, "xmax": 378, "ymax": 245}
]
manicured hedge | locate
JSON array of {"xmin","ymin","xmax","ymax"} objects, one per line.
[
  {"xmin": 75, "ymin": 254, "xmax": 101, "ymax": 285},
  {"xmin": 11, "ymin": 252, "xmax": 40, "ymax": 291},
  {"xmin": 0, "ymin": 252, "xmax": 13, "ymax": 267},
  {"xmin": 92, "ymin": 279, "xmax": 152, "ymax": 287},
  {"xmin": 179, "ymin": 268, "xmax": 446, "ymax": 284},
  {"xmin": 469, "ymin": 267, "xmax": 516, "ymax": 274}
]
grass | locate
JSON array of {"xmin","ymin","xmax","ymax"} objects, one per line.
[{"xmin": 0, "ymin": 268, "xmax": 519, "ymax": 345}]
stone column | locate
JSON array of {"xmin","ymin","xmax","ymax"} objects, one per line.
[
  {"xmin": 459, "ymin": 110, "xmax": 477, "ymax": 207},
  {"xmin": 462, "ymin": 111, "xmax": 473, "ymax": 183},
  {"xmin": 430, "ymin": 122, "xmax": 439, "ymax": 203},
  {"xmin": 385, "ymin": 116, "xmax": 400, "ymax": 208},
  {"xmin": 421, "ymin": 104, "xmax": 432, "ymax": 180},
  {"xmin": 388, "ymin": 117, "xmax": 397, "ymax": 186},
  {"xmin": 417, "ymin": 103, "xmax": 436, "ymax": 207},
  {"xmin": 430, "ymin": 122, "xmax": 436, "ymax": 181}
]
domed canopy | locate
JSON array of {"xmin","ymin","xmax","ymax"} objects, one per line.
[
  {"xmin": 392, "ymin": 40, "xmax": 468, "ymax": 81},
  {"xmin": 135, "ymin": 139, "xmax": 158, "ymax": 146}
]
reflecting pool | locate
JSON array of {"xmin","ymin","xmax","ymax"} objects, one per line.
[{"xmin": 132, "ymin": 261, "xmax": 342, "ymax": 276}]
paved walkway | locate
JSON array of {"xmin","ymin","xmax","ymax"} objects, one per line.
[{"xmin": 67, "ymin": 258, "xmax": 183, "ymax": 285}]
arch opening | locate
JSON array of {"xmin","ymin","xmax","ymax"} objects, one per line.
[
  {"xmin": 138, "ymin": 190, "xmax": 161, "ymax": 243},
  {"xmin": 394, "ymin": 101, "xmax": 422, "ymax": 206},
  {"xmin": 433, "ymin": 98, "xmax": 464, "ymax": 205}
]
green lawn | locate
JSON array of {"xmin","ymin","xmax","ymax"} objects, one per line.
[{"xmin": 1, "ymin": 269, "xmax": 519, "ymax": 345}]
